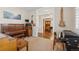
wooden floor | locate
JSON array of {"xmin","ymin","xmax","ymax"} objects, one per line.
[
  {"xmin": 38, "ymin": 33, "xmax": 65, "ymax": 51},
  {"xmin": 38, "ymin": 32, "xmax": 52, "ymax": 39},
  {"xmin": 43, "ymin": 32, "xmax": 52, "ymax": 38},
  {"xmin": 17, "ymin": 36, "xmax": 66, "ymax": 51}
]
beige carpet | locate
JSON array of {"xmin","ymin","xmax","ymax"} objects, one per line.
[
  {"xmin": 24, "ymin": 37, "xmax": 54, "ymax": 51},
  {"xmin": 24, "ymin": 36, "xmax": 50, "ymax": 41},
  {"xmin": 20, "ymin": 36, "xmax": 64, "ymax": 51}
]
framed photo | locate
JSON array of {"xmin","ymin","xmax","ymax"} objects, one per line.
[{"xmin": 3, "ymin": 11, "xmax": 21, "ymax": 20}]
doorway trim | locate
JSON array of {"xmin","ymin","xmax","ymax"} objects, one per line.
[{"xmin": 43, "ymin": 18, "xmax": 51, "ymax": 34}]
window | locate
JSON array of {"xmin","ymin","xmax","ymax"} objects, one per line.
[{"xmin": 76, "ymin": 7, "xmax": 79, "ymax": 29}]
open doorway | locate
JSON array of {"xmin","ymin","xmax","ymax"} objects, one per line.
[{"xmin": 43, "ymin": 18, "xmax": 52, "ymax": 38}]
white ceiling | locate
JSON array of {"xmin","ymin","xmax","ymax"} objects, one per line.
[{"xmin": 24, "ymin": 7, "xmax": 41, "ymax": 11}]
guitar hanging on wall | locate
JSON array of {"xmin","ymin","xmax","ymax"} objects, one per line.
[{"xmin": 59, "ymin": 7, "xmax": 65, "ymax": 27}]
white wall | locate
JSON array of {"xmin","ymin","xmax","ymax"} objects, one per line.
[
  {"xmin": 54, "ymin": 7, "xmax": 75, "ymax": 35},
  {"xmin": 0, "ymin": 7, "xmax": 30, "ymax": 24},
  {"xmin": 28, "ymin": 7, "xmax": 75, "ymax": 37},
  {"xmin": 31, "ymin": 7, "xmax": 75, "ymax": 37},
  {"xmin": 0, "ymin": 25, "xmax": 1, "ymax": 32},
  {"xmin": 0, "ymin": 7, "xmax": 75, "ymax": 36},
  {"xmin": 36, "ymin": 7, "xmax": 54, "ymax": 33},
  {"xmin": 30, "ymin": 7, "xmax": 55, "ymax": 37},
  {"xmin": 29, "ymin": 10, "xmax": 38, "ymax": 37}
]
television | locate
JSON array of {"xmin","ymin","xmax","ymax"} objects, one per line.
[{"xmin": 25, "ymin": 19, "xmax": 29, "ymax": 22}]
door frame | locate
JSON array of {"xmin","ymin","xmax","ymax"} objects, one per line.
[{"xmin": 43, "ymin": 18, "xmax": 51, "ymax": 34}]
